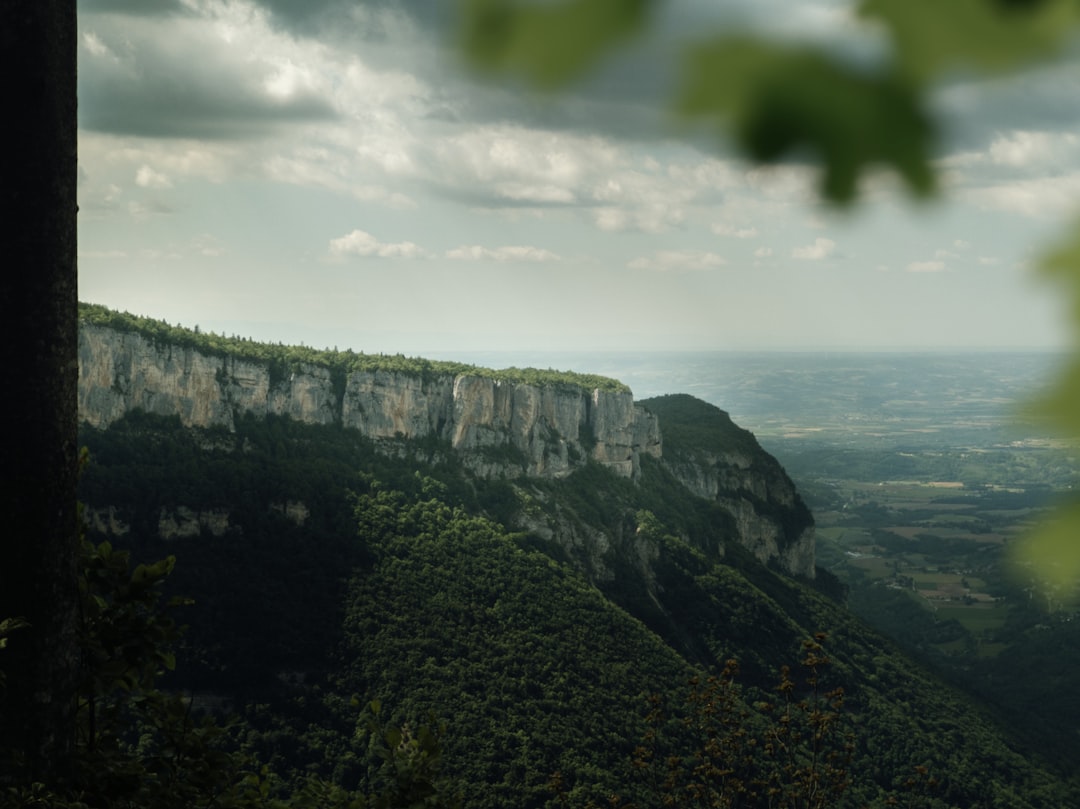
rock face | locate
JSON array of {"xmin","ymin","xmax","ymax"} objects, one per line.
[
  {"xmin": 78, "ymin": 323, "xmax": 815, "ymax": 578},
  {"xmin": 640, "ymin": 395, "xmax": 816, "ymax": 579},
  {"xmin": 78, "ymin": 323, "xmax": 661, "ymax": 480},
  {"xmin": 664, "ymin": 449, "xmax": 816, "ymax": 578}
]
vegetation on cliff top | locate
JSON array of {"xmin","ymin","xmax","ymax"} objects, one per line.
[{"xmin": 79, "ymin": 302, "xmax": 630, "ymax": 395}]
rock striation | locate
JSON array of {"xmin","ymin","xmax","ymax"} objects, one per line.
[
  {"xmin": 640, "ymin": 394, "xmax": 817, "ymax": 578},
  {"xmin": 77, "ymin": 321, "xmax": 814, "ymax": 578},
  {"xmin": 78, "ymin": 323, "xmax": 661, "ymax": 480}
]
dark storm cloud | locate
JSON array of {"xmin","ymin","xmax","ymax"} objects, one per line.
[
  {"xmin": 79, "ymin": 76, "xmax": 336, "ymax": 140},
  {"xmin": 252, "ymin": 0, "xmax": 451, "ymax": 39},
  {"xmin": 77, "ymin": 14, "xmax": 338, "ymax": 139},
  {"xmin": 78, "ymin": 0, "xmax": 193, "ymax": 16}
]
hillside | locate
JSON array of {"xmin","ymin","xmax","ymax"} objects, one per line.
[{"xmin": 74, "ymin": 308, "xmax": 1080, "ymax": 808}]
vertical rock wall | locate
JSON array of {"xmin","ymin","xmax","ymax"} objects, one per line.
[{"xmin": 78, "ymin": 323, "xmax": 661, "ymax": 479}]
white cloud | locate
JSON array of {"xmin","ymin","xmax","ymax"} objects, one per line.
[
  {"xmin": 79, "ymin": 249, "xmax": 128, "ymax": 259},
  {"xmin": 135, "ymin": 165, "xmax": 172, "ymax": 189},
  {"xmin": 328, "ymin": 229, "xmax": 429, "ymax": 259},
  {"xmin": 82, "ymin": 31, "xmax": 113, "ymax": 59},
  {"xmin": 906, "ymin": 260, "xmax": 946, "ymax": 273},
  {"xmin": 627, "ymin": 250, "xmax": 726, "ymax": 272},
  {"xmin": 192, "ymin": 234, "xmax": 226, "ymax": 257},
  {"xmin": 264, "ymin": 150, "xmax": 418, "ymax": 209},
  {"xmin": 954, "ymin": 239, "xmax": 971, "ymax": 249},
  {"xmin": 987, "ymin": 130, "xmax": 1079, "ymax": 169},
  {"xmin": 594, "ymin": 208, "xmax": 629, "ymax": 232},
  {"xmin": 753, "ymin": 246, "xmax": 773, "ymax": 258},
  {"xmin": 791, "ymin": 237, "xmax": 836, "ymax": 260},
  {"xmin": 964, "ymin": 173, "xmax": 1080, "ymax": 217},
  {"xmin": 445, "ymin": 245, "xmax": 561, "ymax": 262},
  {"xmin": 427, "ymin": 127, "xmax": 735, "ymax": 233},
  {"xmin": 430, "ymin": 126, "xmax": 606, "ymax": 206},
  {"xmin": 712, "ymin": 223, "xmax": 759, "ymax": 239},
  {"xmin": 128, "ymin": 200, "xmax": 173, "ymax": 219}
]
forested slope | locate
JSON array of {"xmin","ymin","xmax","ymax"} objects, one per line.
[{"xmin": 75, "ymin": 404, "xmax": 1080, "ymax": 808}]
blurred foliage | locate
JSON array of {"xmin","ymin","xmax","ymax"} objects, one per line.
[
  {"xmin": 860, "ymin": 0, "xmax": 1080, "ymax": 81},
  {"xmin": 677, "ymin": 39, "xmax": 934, "ymax": 202},
  {"xmin": 457, "ymin": 0, "xmax": 1080, "ymax": 596},
  {"xmin": 460, "ymin": 0, "xmax": 651, "ymax": 87},
  {"xmin": 1014, "ymin": 224, "xmax": 1080, "ymax": 592}
]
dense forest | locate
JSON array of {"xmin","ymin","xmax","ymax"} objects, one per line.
[{"xmin": 55, "ymin": 373, "xmax": 1080, "ymax": 807}]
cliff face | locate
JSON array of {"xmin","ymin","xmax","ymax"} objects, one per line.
[
  {"xmin": 640, "ymin": 395, "xmax": 816, "ymax": 579},
  {"xmin": 663, "ymin": 448, "xmax": 816, "ymax": 578},
  {"xmin": 78, "ymin": 323, "xmax": 661, "ymax": 480},
  {"xmin": 78, "ymin": 322, "xmax": 815, "ymax": 578}
]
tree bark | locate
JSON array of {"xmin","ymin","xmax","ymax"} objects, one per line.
[{"xmin": 0, "ymin": 0, "xmax": 80, "ymax": 788}]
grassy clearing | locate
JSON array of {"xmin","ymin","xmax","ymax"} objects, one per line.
[{"xmin": 936, "ymin": 605, "xmax": 1007, "ymax": 635}]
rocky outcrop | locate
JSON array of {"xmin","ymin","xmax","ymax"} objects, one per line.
[
  {"xmin": 78, "ymin": 322, "xmax": 815, "ymax": 578},
  {"xmin": 641, "ymin": 395, "xmax": 816, "ymax": 579},
  {"xmin": 78, "ymin": 323, "xmax": 661, "ymax": 480}
]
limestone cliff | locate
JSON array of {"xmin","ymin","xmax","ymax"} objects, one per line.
[
  {"xmin": 78, "ymin": 321, "xmax": 661, "ymax": 480},
  {"xmin": 640, "ymin": 394, "xmax": 816, "ymax": 579},
  {"xmin": 77, "ymin": 311, "xmax": 815, "ymax": 578}
]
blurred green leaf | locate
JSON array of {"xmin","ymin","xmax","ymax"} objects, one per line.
[
  {"xmin": 1014, "ymin": 221, "xmax": 1080, "ymax": 597},
  {"xmin": 860, "ymin": 0, "xmax": 1080, "ymax": 82},
  {"xmin": 1027, "ymin": 221, "xmax": 1080, "ymax": 437},
  {"xmin": 677, "ymin": 39, "xmax": 935, "ymax": 203},
  {"xmin": 458, "ymin": 0, "xmax": 653, "ymax": 88},
  {"xmin": 1013, "ymin": 499, "xmax": 1080, "ymax": 590}
]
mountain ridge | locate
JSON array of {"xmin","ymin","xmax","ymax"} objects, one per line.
[{"xmin": 77, "ymin": 303, "xmax": 814, "ymax": 579}]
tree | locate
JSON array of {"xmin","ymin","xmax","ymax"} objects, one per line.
[{"xmin": 0, "ymin": 0, "xmax": 80, "ymax": 787}]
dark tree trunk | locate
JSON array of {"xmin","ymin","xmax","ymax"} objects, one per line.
[{"xmin": 0, "ymin": 0, "xmax": 79, "ymax": 788}]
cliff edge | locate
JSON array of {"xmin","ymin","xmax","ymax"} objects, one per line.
[
  {"xmin": 77, "ymin": 305, "xmax": 814, "ymax": 577},
  {"xmin": 78, "ymin": 319, "xmax": 661, "ymax": 480}
]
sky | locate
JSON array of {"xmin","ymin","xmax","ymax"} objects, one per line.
[{"xmin": 76, "ymin": 0, "xmax": 1080, "ymax": 355}]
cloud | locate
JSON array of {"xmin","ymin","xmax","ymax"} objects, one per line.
[
  {"xmin": 962, "ymin": 173, "xmax": 1080, "ymax": 217},
  {"xmin": 328, "ymin": 229, "xmax": 428, "ymax": 259},
  {"xmin": 135, "ymin": 165, "xmax": 172, "ymax": 189},
  {"xmin": 427, "ymin": 126, "xmax": 612, "ymax": 207},
  {"xmin": 424, "ymin": 126, "xmax": 731, "ymax": 232},
  {"xmin": 711, "ymin": 223, "xmax": 759, "ymax": 239},
  {"xmin": 791, "ymin": 237, "xmax": 836, "ymax": 260},
  {"xmin": 753, "ymin": 247, "xmax": 773, "ymax": 258},
  {"xmin": 128, "ymin": 200, "xmax": 174, "ymax": 219},
  {"xmin": 906, "ymin": 260, "xmax": 946, "ymax": 273},
  {"xmin": 445, "ymin": 245, "xmax": 561, "ymax": 262},
  {"xmin": 78, "ymin": 249, "xmax": 129, "ymax": 259},
  {"xmin": 627, "ymin": 250, "xmax": 726, "ymax": 272},
  {"xmin": 987, "ymin": 130, "xmax": 1080, "ymax": 170},
  {"xmin": 78, "ymin": 5, "xmax": 338, "ymax": 139},
  {"xmin": 78, "ymin": 0, "xmax": 191, "ymax": 15}
]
